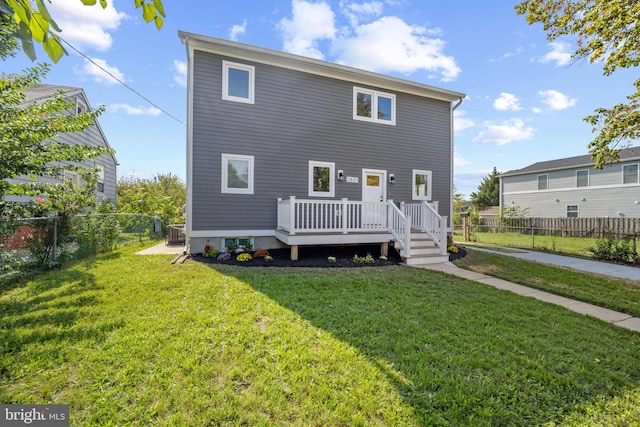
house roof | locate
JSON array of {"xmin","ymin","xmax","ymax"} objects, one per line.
[
  {"xmin": 178, "ymin": 31, "xmax": 466, "ymax": 103},
  {"xmin": 501, "ymin": 146, "xmax": 640, "ymax": 177},
  {"xmin": 478, "ymin": 206, "xmax": 500, "ymax": 216}
]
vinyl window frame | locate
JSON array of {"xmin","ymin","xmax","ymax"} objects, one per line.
[
  {"xmin": 308, "ymin": 160, "xmax": 335, "ymax": 198},
  {"xmin": 622, "ymin": 164, "xmax": 639, "ymax": 184},
  {"xmin": 537, "ymin": 174, "xmax": 549, "ymax": 190},
  {"xmin": 412, "ymin": 169, "xmax": 432, "ymax": 201},
  {"xmin": 566, "ymin": 205, "xmax": 579, "ymax": 218},
  {"xmin": 576, "ymin": 169, "xmax": 589, "ymax": 187},
  {"xmin": 353, "ymin": 87, "xmax": 396, "ymax": 125},
  {"xmin": 222, "ymin": 60, "xmax": 255, "ymax": 104},
  {"xmin": 221, "ymin": 153, "xmax": 254, "ymax": 195}
]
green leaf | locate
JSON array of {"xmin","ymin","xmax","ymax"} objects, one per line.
[
  {"xmin": 141, "ymin": 3, "xmax": 154, "ymax": 22},
  {"xmin": 42, "ymin": 35, "xmax": 65, "ymax": 63},
  {"xmin": 99, "ymin": 0, "xmax": 107, "ymax": 8},
  {"xmin": 134, "ymin": 0, "xmax": 143, "ymax": 8},
  {"xmin": 80, "ymin": 0, "xmax": 97, "ymax": 5},
  {"xmin": 35, "ymin": 0, "xmax": 61, "ymax": 32},
  {"xmin": 20, "ymin": 36, "xmax": 36, "ymax": 61},
  {"xmin": 153, "ymin": 0, "xmax": 165, "ymax": 18},
  {"xmin": 9, "ymin": 0, "xmax": 30, "ymax": 25},
  {"xmin": 154, "ymin": 15, "xmax": 163, "ymax": 30},
  {"xmin": 29, "ymin": 12, "xmax": 48, "ymax": 42}
]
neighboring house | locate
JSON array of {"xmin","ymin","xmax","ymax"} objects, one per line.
[
  {"xmin": 4, "ymin": 84, "xmax": 117, "ymax": 205},
  {"xmin": 500, "ymin": 146, "xmax": 640, "ymax": 218},
  {"xmin": 179, "ymin": 32, "xmax": 465, "ymax": 264},
  {"xmin": 478, "ymin": 206, "xmax": 500, "ymax": 220}
]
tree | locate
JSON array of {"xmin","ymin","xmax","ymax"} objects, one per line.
[
  {"xmin": 0, "ymin": 0, "xmax": 165, "ymax": 63},
  {"xmin": 0, "ymin": 63, "xmax": 111, "ymax": 202},
  {"xmin": 116, "ymin": 173, "xmax": 186, "ymax": 231},
  {"xmin": 470, "ymin": 167, "xmax": 500, "ymax": 211},
  {"xmin": 515, "ymin": 0, "xmax": 640, "ymax": 169}
]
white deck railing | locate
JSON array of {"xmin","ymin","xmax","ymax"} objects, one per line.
[
  {"xmin": 277, "ymin": 197, "xmax": 448, "ymax": 255},
  {"xmin": 402, "ymin": 201, "xmax": 448, "ymax": 255}
]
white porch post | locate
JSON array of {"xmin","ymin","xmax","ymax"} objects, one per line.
[
  {"xmin": 342, "ymin": 198, "xmax": 348, "ymax": 234},
  {"xmin": 289, "ymin": 196, "xmax": 296, "ymax": 235}
]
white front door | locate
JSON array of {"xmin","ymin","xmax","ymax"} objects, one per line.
[{"xmin": 362, "ymin": 169, "xmax": 386, "ymax": 227}]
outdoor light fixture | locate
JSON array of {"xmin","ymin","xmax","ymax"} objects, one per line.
[
  {"xmin": 337, "ymin": 170, "xmax": 345, "ymax": 182},
  {"xmin": 388, "ymin": 174, "xmax": 395, "ymax": 184}
]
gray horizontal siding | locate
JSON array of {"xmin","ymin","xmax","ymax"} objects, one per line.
[{"xmin": 192, "ymin": 50, "xmax": 452, "ymax": 231}]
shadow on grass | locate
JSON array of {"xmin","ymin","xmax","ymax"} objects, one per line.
[{"xmin": 217, "ymin": 265, "xmax": 640, "ymax": 425}]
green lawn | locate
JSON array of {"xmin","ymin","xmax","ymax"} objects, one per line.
[
  {"xmin": 1, "ymin": 245, "xmax": 639, "ymax": 425},
  {"xmin": 452, "ymin": 248, "xmax": 640, "ymax": 318}
]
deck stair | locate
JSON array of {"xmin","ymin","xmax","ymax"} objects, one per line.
[{"xmin": 394, "ymin": 229, "xmax": 449, "ymax": 266}]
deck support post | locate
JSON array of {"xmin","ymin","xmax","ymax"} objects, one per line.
[
  {"xmin": 380, "ymin": 242, "xmax": 388, "ymax": 257},
  {"xmin": 290, "ymin": 244, "xmax": 299, "ymax": 261}
]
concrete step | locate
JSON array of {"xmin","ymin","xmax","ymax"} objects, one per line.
[{"xmin": 404, "ymin": 254, "xmax": 450, "ymax": 265}]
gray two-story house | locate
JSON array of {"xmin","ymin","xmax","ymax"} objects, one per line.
[
  {"xmin": 5, "ymin": 84, "xmax": 117, "ymax": 205},
  {"xmin": 179, "ymin": 31, "xmax": 465, "ymax": 264},
  {"xmin": 500, "ymin": 146, "xmax": 640, "ymax": 218}
]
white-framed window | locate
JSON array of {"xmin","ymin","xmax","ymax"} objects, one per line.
[
  {"xmin": 353, "ymin": 87, "xmax": 396, "ymax": 125},
  {"xmin": 96, "ymin": 164, "xmax": 105, "ymax": 193},
  {"xmin": 576, "ymin": 169, "xmax": 589, "ymax": 187},
  {"xmin": 64, "ymin": 170, "xmax": 80, "ymax": 186},
  {"xmin": 222, "ymin": 60, "xmax": 255, "ymax": 104},
  {"xmin": 567, "ymin": 205, "xmax": 579, "ymax": 218},
  {"xmin": 222, "ymin": 153, "xmax": 254, "ymax": 194},
  {"xmin": 308, "ymin": 160, "xmax": 335, "ymax": 197},
  {"xmin": 537, "ymin": 174, "xmax": 548, "ymax": 190},
  {"xmin": 224, "ymin": 237, "xmax": 252, "ymax": 252},
  {"xmin": 623, "ymin": 164, "xmax": 639, "ymax": 184},
  {"xmin": 412, "ymin": 169, "xmax": 432, "ymax": 200},
  {"xmin": 76, "ymin": 99, "xmax": 87, "ymax": 115}
]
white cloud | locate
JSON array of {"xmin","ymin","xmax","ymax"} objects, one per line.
[
  {"xmin": 340, "ymin": 1, "xmax": 384, "ymax": 26},
  {"xmin": 230, "ymin": 19, "xmax": 248, "ymax": 41},
  {"xmin": 540, "ymin": 42, "xmax": 572, "ymax": 67},
  {"xmin": 473, "ymin": 118, "xmax": 535, "ymax": 145},
  {"xmin": 75, "ymin": 58, "xmax": 125, "ymax": 85},
  {"xmin": 454, "ymin": 149, "xmax": 471, "ymax": 167},
  {"xmin": 502, "ymin": 47, "xmax": 524, "ymax": 59},
  {"xmin": 109, "ymin": 103, "xmax": 162, "ymax": 116},
  {"xmin": 49, "ymin": 0, "xmax": 127, "ymax": 51},
  {"xmin": 332, "ymin": 16, "xmax": 460, "ymax": 81},
  {"xmin": 454, "ymin": 110, "xmax": 474, "ymax": 131},
  {"xmin": 278, "ymin": 0, "xmax": 460, "ymax": 81},
  {"xmin": 173, "ymin": 60, "xmax": 187, "ymax": 87},
  {"xmin": 277, "ymin": 0, "xmax": 337, "ymax": 59},
  {"xmin": 493, "ymin": 92, "xmax": 522, "ymax": 111},
  {"xmin": 538, "ymin": 89, "xmax": 577, "ymax": 110}
]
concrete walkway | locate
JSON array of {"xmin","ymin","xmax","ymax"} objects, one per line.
[
  {"xmin": 420, "ymin": 245, "xmax": 640, "ymax": 333},
  {"xmin": 135, "ymin": 242, "xmax": 185, "ymax": 255}
]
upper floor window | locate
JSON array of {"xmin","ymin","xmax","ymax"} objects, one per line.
[
  {"xmin": 222, "ymin": 60, "xmax": 255, "ymax": 104},
  {"xmin": 353, "ymin": 87, "xmax": 396, "ymax": 125},
  {"xmin": 96, "ymin": 164, "xmax": 105, "ymax": 193},
  {"xmin": 308, "ymin": 160, "xmax": 335, "ymax": 197},
  {"xmin": 412, "ymin": 169, "xmax": 432, "ymax": 201},
  {"xmin": 76, "ymin": 99, "xmax": 87, "ymax": 115},
  {"xmin": 222, "ymin": 153, "xmax": 254, "ymax": 194},
  {"xmin": 576, "ymin": 169, "xmax": 589, "ymax": 187},
  {"xmin": 623, "ymin": 164, "xmax": 639, "ymax": 184},
  {"xmin": 537, "ymin": 174, "xmax": 548, "ymax": 190}
]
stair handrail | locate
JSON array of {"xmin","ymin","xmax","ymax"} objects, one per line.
[{"xmin": 387, "ymin": 200, "xmax": 411, "ymax": 256}]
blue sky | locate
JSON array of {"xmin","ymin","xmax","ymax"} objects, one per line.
[{"xmin": 3, "ymin": 0, "xmax": 635, "ymax": 198}]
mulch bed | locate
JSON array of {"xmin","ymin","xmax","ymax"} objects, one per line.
[{"xmin": 191, "ymin": 244, "xmax": 466, "ymax": 267}]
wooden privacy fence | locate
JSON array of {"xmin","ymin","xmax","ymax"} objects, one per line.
[{"xmin": 474, "ymin": 217, "xmax": 640, "ymax": 238}]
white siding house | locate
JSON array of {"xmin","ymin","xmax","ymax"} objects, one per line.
[{"xmin": 500, "ymin": 147, "xmax": 640, "ymax": 218}]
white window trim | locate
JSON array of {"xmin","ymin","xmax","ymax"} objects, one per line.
[
  {"xmin": 96, "ymin": 163, "xmax": 105, "ymax": 193},
  {"xmin": 222, "ymin": 60, "xmax": 255, "ymax": 104},
  {"xmin": 308, "ymin": 160, "xmax": 335, "ymax": 197},
  {"xmin": 622, "ymin": 163, "xmax": 639, "ymax": 184},
  {"xmin": 353, "ymin": 87, "xmax": 396, "ymax": 126},
  {"xmin": 76, "ymin": 99, "xmax": 87, "ymax": 115},
  {"xmin": 537, "ymin": 174, "xmax": 549, "ymax": 190},
  {"xmin": 222, "ymin": 153, "xmax": 254, "ymax": 194},
  {"xmin": 566, "ymin": 204, "xmax": 579, "ymax": 218},
  {"xmin": 576, "ymin": 169, "xmax": 589, "ymax": 187},
  {"xmin": 412, "ymin": 169, "xmax": 432, "ymax": 201},
  {"xmin": 64, "ymin": 170, "xmax": 80, "ymax": 186}
]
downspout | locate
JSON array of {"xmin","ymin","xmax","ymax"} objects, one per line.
[
  {"xmin": 450, "ymin": 96, "xmax": 464, "ymax": 234},
  {"xmin": 183, "ymin": 35, "xmax": 193, "ymax": 255}
]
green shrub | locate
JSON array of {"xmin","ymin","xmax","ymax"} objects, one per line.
[{"xmin": 589, "ymin": 234, "xmax": 637, "ymax": 264}]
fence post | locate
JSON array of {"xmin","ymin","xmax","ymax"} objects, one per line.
[
  {"xmin": 531, "ymin": 226, "xmax": 535, "ymax": 248},
  {"xmin": 52, "ymin": 215, "xmax": 58, "ymax": 263}
]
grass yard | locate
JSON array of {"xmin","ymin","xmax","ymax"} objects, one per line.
[
  {"xmin": 453, "ymin": 229, "xmax": 600, "ymax": 258},
  {"xmin": 453, "ymin": 248, "xmax": 640, "ymax": 318},
  {"xmin": 1, "ymin": 244, "xmax": 639, "ymax": 425}
]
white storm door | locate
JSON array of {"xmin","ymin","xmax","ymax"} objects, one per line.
[{"xmin": 361, "ymin": 169, "xmax": 386, "ymax": 228}]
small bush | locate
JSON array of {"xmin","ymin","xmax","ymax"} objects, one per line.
[
  {"xmin": 328, "ymin": 256, "xmax": 336, "ymax": 263},
  {"xmin": 353, "ymin": 253, "xmax": 375, "ymax": 264},
  {"xmin": 253, "ymin": 249, "xmax": 270, "ymax": 258},
  {"xmin": 203, "ymin": 244, "xmax": 218, "ymax": 258},
  {"xmin": 589, "ymin": 234, "xmax": 637, "ymax": 264},
  {"xmin": 236, "ymin": 253, "xmax": 252, "ymax": 262},
  {"xmin": 216, "ymin": 252, "xmax": 231, "ymax": 261},
  {"xmin": 379, "ymin": 255, "xmax": 388, "ymax": 261},
  {"xmin": 264, "ymin": 255, "xmax": 273, "ymax": 263}
]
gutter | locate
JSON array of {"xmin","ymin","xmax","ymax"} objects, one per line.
[
  {"xmin": 183, "ymin": 35, "xmax": 193, "ymax": 256},
  {"xmin": 449, "ymin": 95, "xmax": 465, "ymax": 232}
]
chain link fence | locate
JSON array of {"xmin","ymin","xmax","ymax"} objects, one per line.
[{"xmin": 0, "ymin": 213, "xmax": 162, "ymax": 284}]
